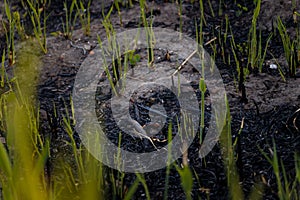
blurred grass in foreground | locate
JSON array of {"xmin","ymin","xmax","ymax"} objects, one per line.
[{"xmin": 0, "ymin": 39, "xmax": 105, "ymax": 199}]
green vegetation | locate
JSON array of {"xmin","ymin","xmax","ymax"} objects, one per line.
[
  {"xmin": 75, "ymin": 0, "xmax": 92, "ymax": 36},
  {"xmin": 260, "ymin": 141, "xmax": 300, "ymax": 199},
  {"xmin": 62, "ymin": 0, "xmax": 77, "ymax": 39},
  {"xmin": 220, "ymin": 98, "xmax": 264, "ymax": 200},
  {"xmin": 3, "ymin": 0, "xmax": 16, "ymax": 65},
  {"xmin": 140, "ymin": 0, "xmax": 155, "ymax": 67},
  {"xmin": 247, "ymin": 0, "xmax": 271, "ymax": 72},
  {"xmin": 277, "ymin": 17, "xmax": 298, "ymax": 77}
]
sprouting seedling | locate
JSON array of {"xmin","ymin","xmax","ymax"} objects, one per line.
[
  {"xmin": 74, "ymin": 0, "xmax": 92, "ymax": 36},
  {"xmin": 235, "ymin": 3, "xmax": 248, "ymax": 17},
  {"xmin": 114, "ymin": 0, "xmax": 123, "ymax": 26},
  {"xmin": 293, "ymin": 9, "xmax": 300, "ymax": 24},
  {"xmin": 13, "ymin": 12, "xmax": 27, "ymax": 41},
  {"xmin": 199, "ymin": 78, "xmax": 206, "ymax": 144},
  {"xmin": 126, "ymin": 50, "xmax": 141, "ymax": 66},
  {"xmin": 139, "ymin": 0, "xmax": 155, "ymax": 67},
  {"xmin": 218, "ymin": 0, "xmax": 223, "ymax": 16},
  {"xmin": 163, "ymin": 121, "xmax": 173, "ymax": 200},
  {"xmin": 3, "ymin": 0, "xmax": 15, "ymax": 66},
  {"xmin": 247, "ymin": 0, "xmax": 258, "ymax": 68},
  {"xmin": 178, "ymin": 0, "xmax": 183, "ymax": 34},
  {"xmin": 25, "ymin": 0, "xmax": 48, "ymax": 53},
  {"xmin": 277, "ymin": 17, "xmax": 298, "ymax": 77},
  {"xmin": 125, "ymin": 50, "xmax": 140, "ymax": 78},
  {"xmin": 259, "ymin": 140, "xmax": 297, "ymax": 200},
  {"xmin": 1, "ymin": 50, "xmax": 6, "ymax": 88},
  {"xmin": 207, "ymin": 0, "xmax": 215, "ymax": 17},
  {"xmin": 230, "ymin": 39, "xmax": 248, "ymax": 102},
  {"xmin": 97, "ymin": 34, "xmax": 120, "ymax": 97},
  {"xmin": 199, "ymin": 0, "xmax": 207, "ymax": 26},
  {"xmin": 174, "ymin": 159, "xmax": 193, "ymax": 200},
  {"xmin": 63, "ymin": 0, "xmax": 77, "ymax": 39},
  {"xmin": 216, "ymin": 14, "xmax": 229, "ymax": 64}
]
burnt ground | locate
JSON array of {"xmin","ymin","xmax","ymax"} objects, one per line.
[{"xmin": 1, "ymin": 0, "xmax": 300, "ymax": 199}]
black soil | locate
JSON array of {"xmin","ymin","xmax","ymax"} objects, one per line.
[{"xmin": 0, "ymin": 0, "xmax": 300, "ymax": 199}]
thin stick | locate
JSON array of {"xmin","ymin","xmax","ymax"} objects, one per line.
[
  {"xmin": 171, "ymin": 49, "xmax": 197, "ymax": 76},
  {"xmin": 204, "ymin": 36, "xmax": 217, "ymax": 46},
  {"xmin": 171, "ymin": 37, "xmax": 217, "ymax": 76}
]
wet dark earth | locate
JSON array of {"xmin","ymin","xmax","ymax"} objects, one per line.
[{"xmin": 1, "ymin": 0, "xmax": 300, "ymax": 199}]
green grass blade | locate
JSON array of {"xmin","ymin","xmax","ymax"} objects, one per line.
[{"xmin": 124, "ymin": 178, "xmax": 140, "ymax": 200}]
